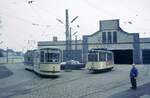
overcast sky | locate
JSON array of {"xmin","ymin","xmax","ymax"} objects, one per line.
[{"xmin": 0, "ymin": 0, "xmax": 150, "ymax": 52}]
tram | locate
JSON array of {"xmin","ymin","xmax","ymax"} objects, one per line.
[
  {"xmin": 86, "ymin": 48, "xmax": 114, "ymax": 72},
  {"xmin": 24, "ymin": 50, "xmax": 35, "ymax": 71},
  {"xmin": 24, "ymin": 48, "xmax": 62, "ymax": 76},
  {"xmin": 35, "ymin": 48, "xmax": 61, "ymax": 76}
]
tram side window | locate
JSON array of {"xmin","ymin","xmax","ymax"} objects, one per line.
[
  {"xmin": 99, "ymin": 52, "xmax": 106, "ymax": 61},
  {"xmin": 88, "ymin": 53, "xmax": 98, "ymax": 61},
  {"xmin": 40, "ymin": 51, "xmax": 44, "ymax": 63},
  {"xmin": 107, "ymin": 53, "xmax": 112, "ymax": 61}
]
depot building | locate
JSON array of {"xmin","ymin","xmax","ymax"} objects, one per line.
[{"xmin": 38, "ymin": 19, "xmax": 150, "ymax": 64}]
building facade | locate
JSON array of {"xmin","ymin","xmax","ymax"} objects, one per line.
[{"xmin": 38, "ymin": 19, "xmax": 150, "ymax": 64}]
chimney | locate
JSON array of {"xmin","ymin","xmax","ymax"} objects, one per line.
[{"xmin": 53, "ymin": 36, "xmax": 58, "ymax": 42}]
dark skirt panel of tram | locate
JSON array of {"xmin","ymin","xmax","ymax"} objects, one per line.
[{"xmin": 90, "ymin": 67, "xmax": 114, "ymax": 74}]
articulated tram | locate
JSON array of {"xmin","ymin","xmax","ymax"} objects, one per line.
[
  {"xmin": 86, "ymin": 48, "xmax": 114, "ymax": 72},
  {"xmin": 24, "ymin": 48, "xmax": 62, "ymax": 76}
]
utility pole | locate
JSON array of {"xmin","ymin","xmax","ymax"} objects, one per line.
[
  {"xmin": 75, "ymin": 35, "xmax": 77, "ymax": 50},
  {"xmin": 6, "ymin": 47, "xmax": 8, "ymax": 63},
  {"xmin": 69, "ymin": 27, "xmax": 72, "ymax": 50},
  {"xmin": 56, "ymin": 9, "xmax": 78, "ymax": 60},
  {"xmin": 72, "ymin": 31, "xmax": 78, "ymax": 50},
  {"xmin": 65, "ymin": 9, "xmax": 71, "ymax": 60},
  {"xmin": 65, "ymin": 9, "xmax": 70, "ymax": 51}
]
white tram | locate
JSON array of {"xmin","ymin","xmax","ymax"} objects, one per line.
[
  {"xmin": 86, "ymin": 48, "xmax": 114, "ymax": 72},
  {"xmin": 24, "ymin": 48, "xmax": 62, "ymax": 76}
]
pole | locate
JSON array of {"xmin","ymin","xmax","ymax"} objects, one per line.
[
  {"xmin": 75, "ymin": 35, "xmax": 77, "ymax": 50},
  {"xmin": 65, "ymin": 9, "xmax": 70, "ymax": 60},
  {"xmin": 70, "ymin": 27, "xmax": 72, "ymax": 50},
  {"xmin": 65, "ymin": 9, "xmax": 70, "ymax": 51},
  {"xmin": 6, "ymin": 47, "xmax": 8, "ymax": 63}
]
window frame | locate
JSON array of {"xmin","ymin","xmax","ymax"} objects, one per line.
[
  {"xmin": 102, "ymin": 32, "xmax": 107, "ymax": 43},
  {"xmin": 113, "ymin": 31, "xmax": 117, "ymax": 43},
  {"xmin": 107, "ymin": 32, "xmax": 112, "ymax": 43}
]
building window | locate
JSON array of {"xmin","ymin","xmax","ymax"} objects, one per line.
[
  {"xmin": 102, "ymin": 32, "xmax": 106, "ymax": 43},
  {"xmin": 113, "ymin": 32, "xmax": 117, "ymax": 43},
  {"xmin": 108, "ymin": 32, "xmax": 112, "ymax": 43}
]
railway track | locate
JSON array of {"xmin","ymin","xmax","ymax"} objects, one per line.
[{"xmin": 1, "ymin": 65, "xmax": 149, "ymax": 98}]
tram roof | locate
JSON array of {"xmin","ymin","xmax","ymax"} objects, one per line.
[
  {"xmin": 40, "ymin": 48, "xmax": 61, "ymax": 51},
  {"xmin": 88, "ymin": 48, "xmax": 112, "ymax": 53}
]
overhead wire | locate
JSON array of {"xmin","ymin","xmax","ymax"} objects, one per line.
[
  {"xmin": 25, "ymin": 0, "xmax": 66, "ymax": 40},
  {"xmin": 81, "ymin": 0, "xmax": 118, "ymax": 18},
  {"xmin": 81, "ymin": 0, "xmax": 150, "ymax": 35},
  {"xmin": 0, "ymin": 0, "xmax": 51, "ymax": 50},
  {"xmin": 0, "ymin": 8, "xmax": 51, "ymax": 28}
]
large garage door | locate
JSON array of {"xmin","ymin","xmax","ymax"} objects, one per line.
[
  {"xmin": 142, "ymin": 50, "xmax": 150, "ymax": 64},
  {"xmin": 112, "ymin": 50, "xmax": 133, "ymax": 64}
]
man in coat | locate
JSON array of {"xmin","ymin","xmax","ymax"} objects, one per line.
[{"xmin": 130, "ymin": 64, "xmax": 138, "ymax": 90}]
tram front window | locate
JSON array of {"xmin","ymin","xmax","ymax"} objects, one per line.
[
  {"xmin": 88, "ymin": 53, "xmax": 98, "ymax": 61},
  {"xmin": 107, "ymin": 53, "xmax": 112, "ymax": 61},
  {"xmin": 45, "ymin": 53, "xmax": 50, "ymax": 62},
  {"xmin": 99, "ymin": 52, "xmax": 106, "ymax": 61},
  {"xmin": 45, "ymin": 53, "xmax": 60, "ymax": 63}
]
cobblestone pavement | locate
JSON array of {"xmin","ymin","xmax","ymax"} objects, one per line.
[
  {"xmin": 0, "ymin": 63, "xmax": 150, "ymax": 98},
  {"xmin": 107, "ymin": 82, "xmax": 150, "ymax": 98}
]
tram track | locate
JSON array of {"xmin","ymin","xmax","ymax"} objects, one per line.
[
  {"xmin": 2, "ymin": 75, "xmax": 148, "ymax": 98},
  {"xmin": 1, "ymin": 65, "xmax": 149, "ymax": 98},
  {"xmin": 0, "ymin": 69, "xmax": 128, "ymax": 98},
  {"xmin": 0, "ymin": 70, "xmax": 94, "ymax": 98},
  {"xmin": 2, "ymin": 70, "xmax": 122, "ymax": 98}
]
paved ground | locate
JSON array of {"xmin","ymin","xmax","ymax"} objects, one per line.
[
  {"xmin": 0, "ymin": 65, "xmax": 13, "ymax": 79},
  {"xmin": 108, "ymin": 82, "xmax": 150, "ymax": 98},
  {"xmin": 0, "ymin": 63, "xmax": 150, "ymax": 98}
]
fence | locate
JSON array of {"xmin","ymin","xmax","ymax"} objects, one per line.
[{"xmin": 0, "ymin": 56, "xmax": 24, "ymax": 64}]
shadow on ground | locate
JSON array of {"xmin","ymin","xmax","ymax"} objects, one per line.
[{"xmin": 0, "ymin": 65, "xmax": 13, "ymax": 79}]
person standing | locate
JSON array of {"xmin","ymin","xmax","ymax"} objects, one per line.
[{"xmin": 130, "ymin": 64, "xmax": 138, "ymax": 90}]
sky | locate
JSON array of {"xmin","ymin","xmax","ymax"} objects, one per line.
[{"xmin": 0, "ymin": 0, "xmax": 150, "ymax": 52}]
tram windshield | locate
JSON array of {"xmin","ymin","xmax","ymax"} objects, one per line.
[
  {"xmin": 88, "ymin": 53, "xmax": 98, "ymax": 61},
  {"xmin": 88, "ymin": 51, "xmax": 108, "ymax": 62},
  {"xmin": 107, "ymin": 53, "xmax": 113, "ymax": 61},
  {"xmin": 45, "ymin": 53, "xmax": 59, "ymax": 63},
  {"xmin": 40, "ymin": 50, "xmax": 60, "ymax": 63},
  {"xmin": 99, "ymin": 52, "xmax": 106, "ymax": 61}
]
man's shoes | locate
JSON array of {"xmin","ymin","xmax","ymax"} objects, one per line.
[{"xmin": 130, "ymin": 87, "xmax": 137, "ymax": 90}]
